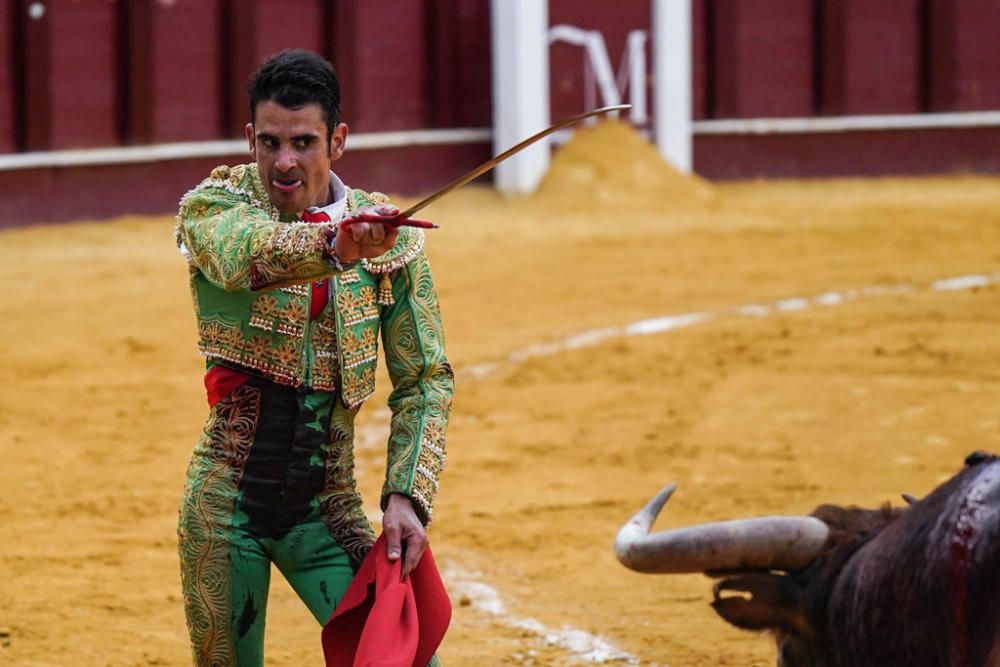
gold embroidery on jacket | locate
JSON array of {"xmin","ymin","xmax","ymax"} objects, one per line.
[
  {"xmin": 310, "ymin": 307, "xmax": 340, "ymax": 392},
  {"xmin": 337, "ymin": 285, "xmax": 379, "ymax": 327},
  {"xmin": 341, "ymin": 329, "xmax": 378, "ymax": 371},
  {"xmin": 342, "ymin": 365, "xmax": 376, "ymax": 409},
  {"xmin": 249, "ymin": 294, "xmax": 279, "ymax": 331}
]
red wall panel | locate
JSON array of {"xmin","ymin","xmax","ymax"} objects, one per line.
[
  {"xmin": 822, "ymin": 0, "xmax": 921, "ymax": 115},
  {"xmin": 692, "ymin": 0, "xmax": 709, "ymax": 120},
  {"xmin": 41, "ymin": 0, "xmax": 120, "ymax": 149},
  {"xmin": 0, "ymin": 0, "xmax": 15, "ymax": 153},
  {"xmin": 952, "ymin": 0, "xmax": 1000, "ymax": 109},
  {"xmin": 254, "ymin": 0, "xmax": 324, "ymax": 64},
  {"xmin": 334, "ymin": 1, "xmax": 430, "ymax": 133},
  {"xmin": 20, "ymin": 0, "xmax": 48, "ymax": 151},
  {"xmin": 130, "ymin": 0, "xmax": 223, "ymax": 144},
  {"xmin": 712, "ymin": 0, "xmax": 815, "ymax": 118},
  {"xmin": 426, "ymin": 0, "xmax": 491, "ymax": 128},
  {"xmin": 695, "ymin": 127, "xmax": 1000, "ymax": 179},
  {"xmin": 227, "ymin": 0, "xmax": 327, "ymax": 136},
  {"xmin": 928, "ymin": 0, "xmax": 1000, "ymax": 111}
]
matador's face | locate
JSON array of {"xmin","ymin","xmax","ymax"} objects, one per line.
[{"xmin": 246, "ymin": 100, "xmax": 347, "ymax": 215}]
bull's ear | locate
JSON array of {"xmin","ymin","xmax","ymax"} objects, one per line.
[
  {"xmin": 710, "ymin": 573, "xmax": 801, "ymax": 631},
  {"xmin": 964, "ymin": 450, "xmax": 992, "ymax": 467}
]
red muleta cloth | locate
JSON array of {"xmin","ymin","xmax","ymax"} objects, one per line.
[{"xmin": 322, "ymin": 534, "xmax": 451, "ymax": 667}]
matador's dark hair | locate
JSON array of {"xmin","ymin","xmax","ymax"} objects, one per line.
[{"xmin": 247, "ymin": 49, "xmax": 341, "ymax": 141}]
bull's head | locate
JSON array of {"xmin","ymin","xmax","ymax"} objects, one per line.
[
  {"xmin": 617, "ymin": 453, "xmax": 999, "ymax": 667},
  {"xmin": 614, "ymin": 483, "xmax": 897, "ymax": 667}
]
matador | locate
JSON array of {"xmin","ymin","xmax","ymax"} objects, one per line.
[{"xmin": 173, "ymin": 49, "xmax": 452, "ymax": 666}]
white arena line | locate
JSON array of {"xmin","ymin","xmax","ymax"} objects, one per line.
[
  {"xmin": 361, "ymin": 268, "xmax": 1000, "ymax": 469},
  {"xmin": 458, "ymin": 270, "xmax": 1000, "ymax": 381},
  {"xmin": 933, "ymin": 274, "xmax": 995, "ymax": 291},
  {"xmin": 443, "ymin": 564, "xmax": 640, "ymax": 665}
]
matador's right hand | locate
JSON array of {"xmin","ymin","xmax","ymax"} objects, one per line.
[{"xmin": 334, "ymin": 205, "xmax": 401, "ymax": 262}]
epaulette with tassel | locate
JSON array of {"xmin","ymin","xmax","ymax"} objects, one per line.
[
  {"xmin": 344, "ymin": 186, "xmax": 424, "ymax": 306},
  {"xmin": 360, "ymin": 226, "xmax": 425, "ymax": 306}
]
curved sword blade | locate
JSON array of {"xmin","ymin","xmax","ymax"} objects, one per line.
[{"xmin": 399, "ymin": 104, "xmax": 631, "ymax": 218}]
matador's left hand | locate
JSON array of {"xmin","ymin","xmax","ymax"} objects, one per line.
[{"xmin": 382, "ymin": 493, "xmax": 427, "ymax": 580}]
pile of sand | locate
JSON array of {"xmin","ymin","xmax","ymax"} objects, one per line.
[{"xmin": 532, "ymin": 119, "xmax": 714, "ymax": 212}]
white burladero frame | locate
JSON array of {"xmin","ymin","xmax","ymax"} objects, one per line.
[
  {"xmin": 491, "ymin": 0, "xmax": 1000, "ymax": 191},
  {"xmin": 490, "ymin": 0, "xmax": 692, "ymax": 190},
  {"xmin": 490, "ymin": 0, "xmax": 551, "ymax": 194}
]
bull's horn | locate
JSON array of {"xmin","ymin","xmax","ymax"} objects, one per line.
[{"xmin": 614, "ymin": 483, "xmax": 830, "ymax": 574}]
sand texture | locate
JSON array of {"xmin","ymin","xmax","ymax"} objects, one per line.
[{"xmin": 2, "ymin": 122, "xmax": 1000, "ymax": 665}]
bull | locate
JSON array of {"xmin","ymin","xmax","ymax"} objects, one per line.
[{"xmin": 615, "ymin": 452, "xmax": 1000, "ymax": 666}]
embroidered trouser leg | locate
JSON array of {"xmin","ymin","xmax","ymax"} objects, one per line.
[{"xmin": 178, "ymin": 379, "xmax": 360, "ymax": 667}]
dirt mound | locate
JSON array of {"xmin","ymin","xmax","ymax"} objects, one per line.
[{"xmin": 532, "ymin": 119, "xmax": 714, "ymax": 211}]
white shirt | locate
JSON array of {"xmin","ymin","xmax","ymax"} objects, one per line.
[{"xmin": 307, "ymin": 171, "xmax": 348, "ymax": 221}]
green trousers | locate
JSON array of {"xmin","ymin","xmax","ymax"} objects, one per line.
[{"xmin": 178, "ymin": 379, "xmax": 359, "ymax": 667}]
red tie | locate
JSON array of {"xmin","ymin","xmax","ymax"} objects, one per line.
[{"xmin": 301, "ymin": 209, "xmax": 331, "ymax": 320}]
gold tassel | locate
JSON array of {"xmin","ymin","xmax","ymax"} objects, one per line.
[{"xmin": 377, "ymin": 272, "xmax": 395, "ymax": 306}]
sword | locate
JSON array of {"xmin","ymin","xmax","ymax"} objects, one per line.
[{"xmin": 346, "ymin": 104, "xmax": 631, "ymax": 229}]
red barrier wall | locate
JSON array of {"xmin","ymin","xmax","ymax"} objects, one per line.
[
  {"xmin": 1, "ymin": 2, "xmax": 1000, "ymax": 227},
  {"xmin": 927, "ymin": 0, "xmax": 1000, "ymax": 111},
  {"xmin": 691, "ymin": 0, "xmax": 709, "ymax": 120},
  {"xmin": 3, "ymin": 2, "xmax": 999, "ymax": 149},
  {"xmin": 822, "ymin": 0, "xmax": 921, "ymax": 115},
  {"xmin": 22, "ymin": 0, "xmax": 121, "ymax": 150},
  {"xmin": 226, "ymin": 0, "xmax": 327, "ymax": 137},
  {"xmin": 695, "ymin": 126, "xmax": 1000, "ymax": 179},
  {"xmin": 129, "ymin": 0, "xmax": 224, "ymax": 144},
  {"xmin": 712, "ymin": 0, "xmax": 816, "ymax": 118},
  {"xmin": 334, "ymin": 1, "xmax": 430, "ymax": 132},
  {"xmin": 0, "ymin": 0, "xmax": 15, "ymax": 153},
  {"xmin": 426, "ymin": 0, "xmax": 492, "ymax": 128}
]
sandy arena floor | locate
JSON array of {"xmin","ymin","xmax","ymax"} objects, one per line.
[{"xmin": 2, "ymin": 122, "xmax": 1000, "ymax": 666}]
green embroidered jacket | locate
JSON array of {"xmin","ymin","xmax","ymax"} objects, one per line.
[{"xmin": 174, "ymin": 163, "xmax": 453, "ymax": 525}]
